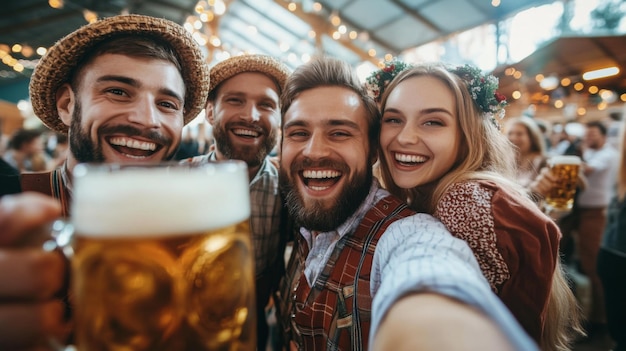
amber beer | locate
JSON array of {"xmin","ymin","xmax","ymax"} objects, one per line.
[
  {"xmin": 70, "ymin": 162, "xmax": 255, "ymax": 351},
  {"xmin": 545, "ymin": 155, "xmax": 581, "ymax": 212}
]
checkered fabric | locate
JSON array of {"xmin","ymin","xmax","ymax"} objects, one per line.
[{"xmin": 276, "ymin": 195, "xmax": 414, "ymax": 350}]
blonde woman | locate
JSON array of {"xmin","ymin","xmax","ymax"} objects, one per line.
[
  {"xmin": 506, "ymin": 116, "xmax": 548, "ymax": 190},
  {"xmin": 374, "ymin": 62, "xmax": 583, "ymax": 350}
]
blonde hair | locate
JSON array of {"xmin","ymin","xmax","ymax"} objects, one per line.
[
  {"xmin": 542, "ymin": 259, "xmax": 586, "ymax": 351},
  {"xmin": 377, "ymin": 63, "xmax": 521, "ymax": 213},
  {"xmin": 377, "ymin": 62, "xmax": 584, "ymax": 350}
]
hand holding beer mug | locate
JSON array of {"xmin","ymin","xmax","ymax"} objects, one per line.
[
  {"xmin": 544, "ymin": 155, "xmax": 581, "ymax": 213},
  {"xmin": 48, "ymin": 161, "xmax": 256, "ymax": 351}
]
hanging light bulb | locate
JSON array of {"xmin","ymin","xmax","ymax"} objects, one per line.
[
  {"xmin": 214, "ymin": 0, "xmax": 226, "ymax": 15},
  {"xmin": 83, "ymin": 9, "xmax": 98, "ymax": 23},
  {"xmin": 48, "ymin": 0, "xmax": 64, "ymax": 9}
]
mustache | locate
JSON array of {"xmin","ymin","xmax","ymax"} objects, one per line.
[{"xmin": 98, "ymin": 124, "xmax": 170, "ymax": 145}]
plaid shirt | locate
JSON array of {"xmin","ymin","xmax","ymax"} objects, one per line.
[{"xmin": 183, "ymin": 152, "xmax": 282, "ymax": 278}]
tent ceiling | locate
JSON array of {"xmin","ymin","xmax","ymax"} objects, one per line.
[
  {"xmin": 493, "ymin": 35, "xmax": 626, "ymax": 107},
  {"xmin": 0, "ymin": 0, "xmax": 555, "ymax": 89}
]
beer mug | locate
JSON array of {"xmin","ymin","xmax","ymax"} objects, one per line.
[
  {"xmin": 48, "ymin": 161, "xmax": 256, "ymax": 351},
  {"xmin": 544, "ymin": 155, "xmax": 581, "ymax": 212}
]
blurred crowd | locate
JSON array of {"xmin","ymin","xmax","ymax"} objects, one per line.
[
  {"xmin": 0, "ymin": 127, "xmax": 68, "ymax": 173},
  {"xmin": 505, "ymin": 110, "xmax": 623, "ymax": 350}
]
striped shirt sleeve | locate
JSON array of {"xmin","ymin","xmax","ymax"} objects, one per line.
[{"xmin": 369, "ymin": 213, "xmax": 538, "ymax": 351}]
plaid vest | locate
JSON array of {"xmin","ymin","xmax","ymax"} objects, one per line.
[{"xmin": 276, "ymin": 195, "xmax": 415, "ymax": 351}]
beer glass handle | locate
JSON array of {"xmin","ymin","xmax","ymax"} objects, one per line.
[
  {"xmin": 42, "ymin": 220, "xmax": 76, "ymax": 351},
  {"xmin": 43, "ymin": 219, "xmax": 75, "ymax": 259}
]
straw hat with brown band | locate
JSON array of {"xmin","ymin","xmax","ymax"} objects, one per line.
[
  {"xmin": 29, "ymin": 14, "xmax": 210, "ymax": 134},
  {"xmin": 209, "ymin": 54, "xmax": 291, "ymax": 97}
]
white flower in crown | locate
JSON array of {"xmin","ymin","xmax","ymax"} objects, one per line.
[
  {"xmin": 450, "ymin": 64, "xmax": 508, "ymax": 128},
  {"xmin": 365, "ymin": 59, "xmax": 413, "ymax": 102}
]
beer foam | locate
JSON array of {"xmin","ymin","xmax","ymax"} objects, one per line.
[
  {"xmin": 549, "ymin": 155, "xmax": 581, "ymax": 165},
  {"xmin": 72, "ymin": 162, "xmax": 251, "ymax": 237}
]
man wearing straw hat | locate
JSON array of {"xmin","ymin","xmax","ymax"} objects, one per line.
[
  {"xmin": 183, "ymin": 54, "xmax": 290, "ymax": 350},
  {"xmin": 19, "ymin": 14, "xmax": 210, "ymax": 216},
  {"xmin": 0, "ymin": 14, "xmax": 209, "ymax": 349}
]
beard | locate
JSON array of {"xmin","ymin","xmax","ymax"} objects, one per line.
[
  {"xmin": 69, "ymin": 100, "xmax": 175, "ymax": 163},
  {"xmin": 279, "ymin": 158, "xmax": 372, "ymax": 232},
  {"xmin": 212, "ymin": 120, "xmax": 277, "ymax": 169}
]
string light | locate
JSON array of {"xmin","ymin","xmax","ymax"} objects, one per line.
[
  {"xmin": 0, "ymin": 0, "xmax": 621, "ymax": 119},
  {"xmin": 48, "ymin": 0, "xmax": 63, "ymax": 9}
]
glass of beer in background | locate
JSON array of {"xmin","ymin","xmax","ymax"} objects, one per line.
[
  {"xmin": 68, "ymin": 161, "xmax": 255, "ymax": 351},
  {"xmin": 544, "ymin": 155, "xmax": 581, "ymax": 212}
]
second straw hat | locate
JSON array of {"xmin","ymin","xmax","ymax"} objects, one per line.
[{"xmin": 209, "ymin": 54, "xmax": 290, "ymax": 95}]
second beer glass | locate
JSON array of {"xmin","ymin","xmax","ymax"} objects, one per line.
[{"xmin": 544, "ymin": 155, "xmax": 581, "ymax": 212}]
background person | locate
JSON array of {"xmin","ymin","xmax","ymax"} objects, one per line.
[
  {"xmin": 559, "ymin": 121, "xmax": 619, "ymax": 341},
  {"xmin": 506, "ymin": 116, "xmax": 548, "ymax": 192},
  {"xmin": 182, "ymin": 54, "xmax": 290, "ymax": 351},
  {"xmin": 597, "ymin": 117, "xmax": 626, "ymax": 351},
  {"xmin": 2, "ymin": 128, "xmax": 50, "ymax": 172}
]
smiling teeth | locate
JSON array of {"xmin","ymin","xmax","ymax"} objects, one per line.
[
  {"xmin": 233, "ymin": 128, "xmax": 260, "ymax": 137},
  {"xmin": 395, "ymin": 153, "xmax": 427, "ymax": 163},
  {"xmin": 302, "ymin": 170, "xmax": 341, "ymax": 179},
  {"xmin": 109, "ymin": 137, "xmax": 156, "ymax": 151}
]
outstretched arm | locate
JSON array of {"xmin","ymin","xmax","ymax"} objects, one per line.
[
  {"xmin": 370, "ymin": 213, "xmax": 537, "ymax": 351},
  {"xmin": 374, "ymin": 293, "xmax": 515, "ymax": 351}
]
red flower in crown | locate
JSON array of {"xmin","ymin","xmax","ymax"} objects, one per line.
[
  {"xmin": 383, "ymin": 64, "xmax": 395, "ymax": 73},
  {"xmin": 494, "ymin": 92, "xmax": 506, "ymax": 102}
]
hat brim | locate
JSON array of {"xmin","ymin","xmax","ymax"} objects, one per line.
[
  {"xmin": 29, "ymin": 14, "xmax": 210, "ymax": 134},
  {"xmin": 209, "ymin": 54, "xmax": 290, "ymax": 96}
]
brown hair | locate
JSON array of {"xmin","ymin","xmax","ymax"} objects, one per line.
[
  {"xmin": 281, "ymin": 56, "xmax": 380, "ymax": 160},
  {"xmin": 70, "ymin": 34, "xmax": 183, "ymax": 92}
]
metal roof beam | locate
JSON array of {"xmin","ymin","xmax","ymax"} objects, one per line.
[{"xmin": 271, "ymin": 0, "xmax": 381, "ymax": 64}]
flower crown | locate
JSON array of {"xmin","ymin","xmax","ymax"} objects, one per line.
[
  {"xmin": 450, "ymin": 64, "xmax": 508, "ymax": 122},
  {"xmin": 365, "ymin": 58, "xmax": 413, "ymax": 102},
  {"xmin": 364, "ymin": 60, "xmax": 508, "ymax": 128}
]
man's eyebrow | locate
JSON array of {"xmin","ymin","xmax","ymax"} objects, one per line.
[
  {"xmin": 283, "ymin": 119, "xmax": 308, "ymax": 129},
  {"xmin": 96, "ymin": 75, "xmax": 138, "ymax": 86},
  {"xmin": 326, "ymin": 119, "xmax": 360, "ymax": 129},
  {"xmin": 96, "ymin": 75, "xmax": 184, "ymax": 103},
  {"xmin": 284, "ymin": 118, "xmax": 361, "ymax": 130}
]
